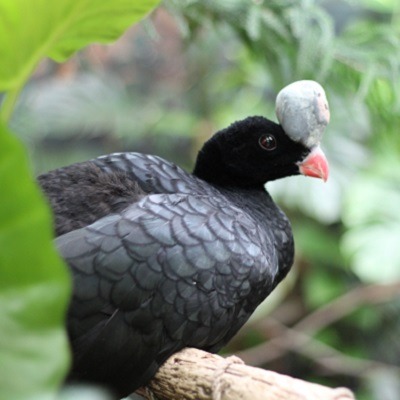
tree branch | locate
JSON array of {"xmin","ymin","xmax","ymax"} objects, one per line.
[
  {"xmin": 135, "ymin": 284, "xmax": 400, "ymax": 399},
  {"xmin": 139, "ymin": 348, "xmax": 355, "ymax": 400}
]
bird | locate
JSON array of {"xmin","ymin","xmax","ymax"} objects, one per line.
[{"xmin": 38, "ymin": 80, "xmax": 330, "ymax": 398}]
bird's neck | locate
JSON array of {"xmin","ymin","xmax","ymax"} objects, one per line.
[
  {"xmin": 195, "ymin": 138, "xmax": 294, "ymax": 289},
  {"xmin": 192, "ymin": 135, "xmax": 264, "ymax": 190}
]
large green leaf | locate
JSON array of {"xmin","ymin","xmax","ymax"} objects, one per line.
[
  {"xmin": 0, "ymin": 124, "xmax": 71, "ymax": 400},
  {"xmin": 0, "ymin": 0, "xmax": 160, "ymax": 91}
]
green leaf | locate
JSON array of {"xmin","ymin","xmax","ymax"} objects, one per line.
[
  {"xmin": 246, "ymin": 6, "xmax": 262, "ymax": 40},
  {"xmin": 303, "ymin": 266, "xmax": 346, "ymax": 309},
  {"xmin": 0, "ymin": 0, "xmax": 160, "ymax": 91},
  {"xmin": 342, "ymin": 156, "xmax": 400, "ymax": 283},
  {"xmin": 0, "ymin": 124, "xmax": 71, "ymax": 400}
]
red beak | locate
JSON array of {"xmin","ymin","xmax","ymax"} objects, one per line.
[{"xmin": 298, "ymin": 146, "xmax": 329, "ymax": 182}]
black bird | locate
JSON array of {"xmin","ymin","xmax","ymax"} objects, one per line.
[{"xmin": 38, "ymin": 81, "xmax": 330, "ymax": 398}]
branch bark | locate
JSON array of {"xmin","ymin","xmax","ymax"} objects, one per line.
[{"xmin": 140, "ymin": 348, "xmax": 355, "ymax": 400}]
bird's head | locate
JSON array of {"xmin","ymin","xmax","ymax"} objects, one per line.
[{"xmin": 194, "ymin": 80, "xmax": 330, "ymax": 189}]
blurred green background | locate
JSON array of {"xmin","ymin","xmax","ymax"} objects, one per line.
[{"xmin": 7, "ymin": 0, "xmax": 400, "ymax": 398}]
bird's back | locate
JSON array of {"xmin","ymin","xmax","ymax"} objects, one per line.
[{"xmin": 38, "ymin": 152, "xmax": 210, "ymax": 235}]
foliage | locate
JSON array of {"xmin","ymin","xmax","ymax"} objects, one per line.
[
  {"xmin": 0, "ymin": 123, "xmax": 70, "ymax": 400},
  {"xmin": 0, "ymin": 0, "xmax": 160, "ymax": 122},
  {"xmin": 0, "ymin": 0, "xmax": 160, "ymax": 398},
  {"xmin": 342, "ymin": 153, "xmax": 400, "ymax": 283}
]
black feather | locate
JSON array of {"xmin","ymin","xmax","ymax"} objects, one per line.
[{"xmin": 38, "ymin": 116, "xmax": 307, "ymax": 398}]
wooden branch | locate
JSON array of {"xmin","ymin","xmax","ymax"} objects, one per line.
[{"xmin": 140, "ymin": 348, "xmax": 355, "ymax": 400}]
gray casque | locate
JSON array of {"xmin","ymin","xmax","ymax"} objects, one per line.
[{"xmin": 275, "ymin": 80, "xmax": 330, "ymax": 148}]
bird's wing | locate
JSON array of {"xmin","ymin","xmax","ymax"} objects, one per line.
[
  {"xmin": 57, "ymin": 193, "xmax": 278, "ymax": 387},
  {"xmin": 93, "ymin": 152, "xmax": 213, "ymax": 195}
]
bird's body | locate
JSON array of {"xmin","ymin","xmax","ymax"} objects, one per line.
[
  {"xmin": 38, "ymin": 81, "xmax": 330, "ymax": 398},
  {"xmin": 40, "ymin": 151, "xmax": 293, "ymax": 395}
]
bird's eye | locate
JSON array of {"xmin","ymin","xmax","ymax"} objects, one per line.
[{"xmin": 259, "ymin": 134, "xmax": 277, "ymax": 151}]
